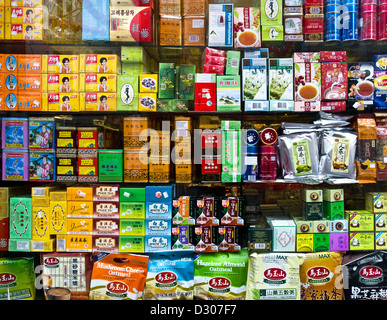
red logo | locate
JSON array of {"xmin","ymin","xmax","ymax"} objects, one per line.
[
  {"xmin": 264, "ymin": 268, "xmax": 287, "ymax": 281},
  {"xmin": 155, "ymin": 272, "xmax": 177, "ymax": 284},
  {"xmin": 360, "ymin": 266, "xmax": 383, "ymax": 279},
  {"xmin": 44, "ymin": 257, "xmax": 59, "ymax": 266},
  {"xmin": 0, "ymin": 273, "xmax": 16, "ymax": 285},
  {"xmin": 307, "ymin": 267, "xmax": 330, "ymax": 280},
  {"xmin": 377, "ymin": 79, "xmax": 387, "ymax": 87},
  {"xmin": 107, "ymin": 281, "xmax": 128, "ymax": 294},
  {"xmin": 209, "ymin": 277, "xmax": 231, "ymax": 290}
]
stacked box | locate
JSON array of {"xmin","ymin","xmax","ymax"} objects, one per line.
[
  {"xmin": 221, "ymin": 120, "xmax": 241, "ymax": 183},
  {"xmin": 194, "ymin": 73, "xmax": 216, "ymax": 112},
  {"xmin": 56, "ymin": 126, "xmax": 77, "ymax": 182},
  {"xmin": 77, "ymin": 127, "xmax": 98, "ymax": 182},
  {"xmin": 248, "ymin": 216, "xmax": 273, "ymax": 253},
  {"xmin": 375, "ymin": 212, "xmax": 387, "ymax": 250},
  {"xmin": 323, "ymin": 189, "xmax": 344, "ymax": 220},
  {"xmin": 217, "ymin": 75, "xmax": 241, "ymax": 111},
  {"xmin": 144, "ymin": 185, "xmax": 174, "ymax": 252},
  {"xmin": 202, "ymin": 47, "xmax": 227, "ymax": 75},
  {"xmin": 98, "ymin": 149, "xmax": 123, "ymax": 182},
  {"xmin": 284, "ymin": 0, "xmax": 303, "ymax": 42},
  {"xmin": 201, "ymin": 128, "xmax": 221, "ymax": 182},
  {"xmin": 261, "ymin": 0, "xmax": 283, "ymax": 41},
  {"xmin": 268, "ymin": 219, "xmax": 296, "ymax": 252},
  {"xmin": 373, "ymin": 55, "xmax": 387, "ymax": 110},
  {"xmin": 303, "ymin": 0, "xmax": 324, "ymax": 42},
  {"xmin": 329, "ymin": 217, "xmax": 349, "ymax": 251},
  {"xmin": 269, "ymin": 58, "xmax": 294, "ymax": 111},
  {"xmin": 312, "ymin": 219, "xmax": 330, "ymax": 251},
  {"xmin": 346, "ymin": 210, "xmax": 375, "ymax": 251},
  {"xmin": 302, "ymin": 189, "xmax": 323, "ymax": 220},
  {"xmin": 49, "ymin": 190, "xmax": 67, "ymax": 237},
  {"xmin": 347, "ymin": 62, "xmax": 374, "ymax": 111},
  {"xmin": 174, "ymin": 116, "xmax": 191, "ymax": 183},
  {"xmin": 294, "ymin": 217, "xmax": 314, "ymax": 252},
  {"xmin": 123, "ymin": 116, "xmax": 149, "ymax": 183},
  {"xmin": 8, "ymin": 196, "xmax": 32, "ymax": 252}
]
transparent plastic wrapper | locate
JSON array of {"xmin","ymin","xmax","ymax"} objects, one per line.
[
  {"xmin": 319, "ymin": 130, "xmax": 357, "ymax": 180},
  {"xmin": 143, "ymin": 250, "xmax": 194, "ymax": 300},
  {"xmin": 278, "ymin": 131, "xmax": 321, "ymax": 183}
]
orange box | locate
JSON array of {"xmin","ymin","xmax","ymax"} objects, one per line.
[
  {"xmin": 67, "ymin": 186, "xmax": 93, "ymax": 201},
  {"xmin": 16, "ymin": 54, "xmax": 42, "ymax": 73},
  {"xmin": 182, "ymin": 0, "xmax": 205, "ymax": 16},
  {"xmin": 183, "ymin": 16, "xmax": 206, "ymax": 46},
  {"xmin": 159, "ymin": 15, "xmax": 182, "ymax": 46},
  {"xmin": 67, "ymin": 201, "xmax": 93, "ymax": 218},
  {"xmin": 0, "ymin": 54, "xmax": 17, "ymax": 73},
  {"xmin": 4, "ymin": 72, "xmax": 17, "ymax": 92},
  {"xmin": 17, "ymin": 73, "xmax": 42, "ymax": 91},
  {"xmin": 3, "ymin": 92, "xmax": 17, "ymax": 110},
  {"xmin": 0, "ymin": 73, "xmax": 4, "ymax": 90},
  {"xmin": 17, "ymin": 92, "xmax": 42, "ymax": 111},
  {"xmin": 0, "ymin": 92, "xmax": 4, "ymax": 110},
  {"xmin": 64, "ymin": 235, "xmax": 93, "ymax": 252},
  {"xmin": 67, "ymin": 218, "xmax": 93, "ymax": 234},
  {"xmin": 124, "ymin": 150, "xmax": 148, "ymax": 182}
]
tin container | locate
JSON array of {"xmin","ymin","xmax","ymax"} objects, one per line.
[
  {"xmin": 123, "ymin": 117, "xmax": 149, "ymax": 150},
  {"xmin": 98, "ymin": 149, "xmax": 123, "ymax": 182},
  {"xmin": 2, "ymin": 149, "xmax": 29, "ymax": 181},
  {"xmin": 77, "ymin": 154, "xmax": 98, "ymax": 183},
  {"xmin": 259, "ymin": 145, "xmax": 277, "ymax": 181},
  {"xmin": 56, "ymin": 126, "xmax": 77, "ymax": 154},
  {"xmin": 360, "ymin": 5, "xmax": 377, "ymax": 40},
  {"xmin": 56, "ymin": 154, "xmax": 77, "ymax": 182},
  {"xmin": 1, "ymin": 117, "xmax": 29, "ymax": 149},
  {"xmin": 325, "ymin": 5, "xmax": 341, "ymax": 41},
  {"xmin": 378, "ymin": 7, "xmax": 387, "ymax": 40},
  {"xmin": 342, "ymin": 4, "xmax": 359, "ymax": 41},
  {"xmin": 77, "ymin": 127, "xmax": 98, "ymax": 155}
]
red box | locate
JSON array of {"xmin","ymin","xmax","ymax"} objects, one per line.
[
  {"xmin": 0, "ymin": 217, "xmax": 9, "ymax": 251},
  {"xmin": 77, "ymin": 156, "xmax": 98, "ymax": 182},
  {"xmin": 303, "ymin": 15, "xmax": 324, "ymax": 41},
  {"xmin": 321, "ymin": 62, "xmax": 348, "ymax": 100},
  {"xmin": 93, "ymin": 184, "xmax": 120, "ymax": 202},
  {"xmin": 321, "ymin": 101, "xmax": 347, "ymax": 112},
  {"xmin": 195, "ymin": 82, "xmax": 217, "ymax": 111},
  {"xmin": 92, "ymin": 235, "xmax": 119, "ymax": 253},
  {"xmin": 201, "ymin": 131, "xmax": 221, "ymax": 151},
  {"xmin": 201, "ymin": 157, "xmax": 221, "ymax": 175},
  {"xmin": 320, "ymin": 51, "xmax": 347, "ymax": 62}
]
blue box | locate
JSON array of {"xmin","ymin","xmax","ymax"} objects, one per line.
[
  {"xmin": 29, "ymin": 117, "xmax": 55, "ymax": 150},
  {"xmin": 29, "ymin": 151, "xmax": 56, "ymax": 181},
  {"xmin": 373, "ymin": 55, "xmax": 387, "ymax": 71},
  {"xmin": 145, "ymin": 219, "xmax": 172, "ymax": 236},
  {"xmin": 145, "ymin": 236, "xmax": 171, "ymax": 252},
  {"xmin": 82, "ymin": 0, "xmax": 110, "ymax": 41},
  {"xmin": 146, "ymin": 202, "xmax": 172, "ymax": 220},
  {"xmin": 145, "ymin": 185, "xmax": 174, "ymax": 202}
]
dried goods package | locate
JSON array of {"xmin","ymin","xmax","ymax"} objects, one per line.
[
  {"xmin": 194, "ymin": 249, "xmax": 248, "ymax": 300},
  {"xmin": 246, "ymin": 252, "xmax": 305, "ymax": 300},
  {"xmin": 0, "ymin": 257, "xmax": 35, "ymax": 300},
  {"xmin": 89, "ymin": 252, "xmax": 148, "ymax": 300},
  {"xmin": 143, "ymin": 250, "xmax": 194, "ymax": 300},
  {"xmin": 299, "ymin": 251, "xmax": 344, "ymax": 300}
]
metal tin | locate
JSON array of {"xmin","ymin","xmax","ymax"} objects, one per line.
[
  {"xmin": 360, "ymin": 8, "xmax": 377, "ymax": 40},
  {"xmin": 325, "ymin": 0, "xmax": 341, "ymax": 5},
  {"xmin": 325, "ymin": 7, "xmax": 342, "ymax": 41},
  {"xmin": 342, "ymin": 4, "xmax": 359, "ymax": 41},
  {"xmin": 360, "ymin": 0, "xmax": 377, "ymax": 4},
  {"xmin": 259, "ymin": 145, "xmax": 277, "ymax": 181},
  {"xmin": 242, "ymin": 144, "xmax": 258, "ymax": 181},
  {"xmin": 378, "ymin": 9, "xmax": 387, "ymax": 40}
]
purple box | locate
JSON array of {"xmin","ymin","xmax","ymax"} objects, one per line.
[
  {"xmin": 2, "ymin": 149, "xmax": 29, "ymax": 181},
  {"xmin": 330, "ymin": 232, "xmax": 349, "ymax": 251},
  {"xmin": 1, "ymin": 118, "xmax": 29, "ymax": 149}
]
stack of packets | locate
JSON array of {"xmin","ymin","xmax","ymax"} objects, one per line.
[
  {"xmin": 3, "ymin": 0, "xmax": 45, "ymax": 40},
  {"xmin": 159, "ymin": 0, "xmax": 206, "ymax": 46},
  {"xmin": 1, "ymin": 116, "xmax": 55, "ymax": 182}
]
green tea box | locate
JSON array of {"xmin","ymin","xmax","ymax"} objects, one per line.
[
  {"xmin": 9, "ymin": 197, "xmax": 32, "ymax": 240},
  {"xmin": 375, "ymin": 213, "xmax": 387, "ymax": 232},
  {"xmin": 268, "ymin": 219, "xmax": 296, "ymax": 252},
  {"xmin": 117, "ymin": 75, "xmax": 138, "ymax": 111},
  {"xmin": 158, "ymin": 63, "xmax": 175, "ymax": 99},
  {"xmin": 8, "ymin": 239, "xmax": 31, "ymax": 252},
  {"xmin": 261, "ymin": 25, "xmax": 284, "ymax": 41},
  {"xmin": 226, "ymin": 51, "xmax": 241, "ymax": 76},
  {"xmin": 346, "ymin": 210, "xmax": 375, "ymax": 232},
  {"xmin": 178, "ymin": 64, "xmax": 195, "ymax": 100},
  {"xmin": 313, "ymin": 233, "xmax": 330, "ymax": 251},
  {"xmin": 98, "ymin": 149, "xmax": 123, "ymax": 182},
  {"xmin": 349, "ymin": 232, "xmax": 374, "ymax": 251},
  {"xmin": 119, "ymin": 188, "xmax": 146, "ymax": 202},
  {"xmin": 119, "ymin": 202, "xmax": 146, "ymax": 219},
  {"xmin": 221, "ymin": 129, "xmax": 241, "ymax": 183},
  {"xmin": 118, "ymin": 236, "xmax": 145, "ymax": 253},
  {"xmin": 261, "ymin": 0, "xmax": 283, "ymax": 26},
  {"xmin": 323, "ymin": 201, "xmax": 344, "ymax": 220},
  {"xmin": 217, "ymin": 75, "xmax": 241, "ymax": 111},
  {"xmin": 323, "ymin": 189, "xmax": 344, "ymax": 202},
  {"xmin": 365, "ymin": 192, "xmax": 387, "ymax": 213},
  {"xmin": 119, "ymin": 219, "xmax": 145, "ymax": 236}
]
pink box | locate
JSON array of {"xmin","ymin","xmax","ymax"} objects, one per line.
[
  {"xmin": 293, "ymin": 52, "xmax": 320, "ymax": 63},
  {"xmin": 92, "ymin": 235, "xmax": 119, "ymax": 253},
  {"xmin": 294, "ymin": 101, "xmax": 321, "ymax": 112},
  {"xmin": 2, "ymin": 149, "xmax": 29, "ymax": 181},
  {"xmin": 330, "ymin": 232, "xmax": 349, "ymax": 251}
]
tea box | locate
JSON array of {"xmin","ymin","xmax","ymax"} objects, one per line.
[
  {"xmin": 171, "ymin": 225, "xmax": 195, "ymax": 250},
  {"xmin": 32, "ymin": 206, "xmax": 50, "ymax": 240},
  {"xmin": 365, "ymin": 192, "xmax": 387, "ymax": 212},
  {"xmin": 321, "ymin": 62, "xmax": 348, "ymax": 101},
  {"xmin": 1, "ymin": 117, "xmax": 28, "ymax": 150},
  {"xmin": 346, "ymin": 210, "xmax": 375, "ymax": 232},
  {"xmin": 145, "ymin": 185, "xmax": 174, "ymax": 202},
  {"xmin": 177, "ymin": 64, "xmax": 195, "ymax": 100},
  {"xmin": 294, "ymin": 61, "xmax": 321, "ymax": 111},
  {"xmin": 42, "ymin": 55, "xmax": 79, "ymax": 74},
  {"xmin": 219, "ymin": 197, "xmax": 245, "ymax": 226},
  {"xmin": 77, "ymin": 127, "xmax": 98, "ymax": 155},
  {"xmin": 217, "ymin": 225, "xmax": 242, "ymax": 252},
  {"xmin": 67, "ymin": 218, "xmax": 93, "ymax": 235},
  {"xmin": 195, "ymin": 197, "xmax": 219, "ymax": 226},
  {"xmin": 117, "ymin": 75, "xmax": 138, "ymax": 111},
  {"xmin": 16, "ymin": 92, "xmax": 42, "ymax": 111},
  {"xmin": 123, "ymin": 150, "xmax": 148, "ymax": 182},
  {"xmin": 109, "ymin": 6, "xmax": 153, "ymax": 42},
  {"xmin": 221, "ymin": 129, "xmax": 242, "ymax": 183},
  {"xmin": 208, "ymin": 4, "xmax": 234, "ymax": 48},
  {"xmin": 119, "ymin": 187, "xmax": 146, "ymax": 202},
  {"xmin": 145, "ymin": 235, "xmax": 171, "ymax": 252},
  {"xmin": 29, "ymin": 151, "xmax": 55, "ymax": 182},
  {"xmin": 138, "ymin": 93, "xmax": 157, "ymax": 111},
  {"xmin": 118, "ymin": 236, "xmax": 145, "ymax": 253},
  {"xmin": 313, "ymin": 233, "xmax": 330, "ymax": 251},
  {"xmin": 349, "ymin": 232, "xmax": 375, "ymax": 251},
  {"xmin": 79, "ymin": 73, "xmax": 116, "ymax": 93},
  {"xmin": 121, "ymin": 46, "xmax": 152, "ymax": 67},
  {"xmin": 330, "ymin": 219, "xmax": 349, "ymax": 233},
  {"xmin": 16, "ymin": 54, "xmax": 42, "ymax": 74},
  {"xmin": 30, "ymin": 238, "xmax": 56, "ymax": 252},
  {"xmin": 43, "ymin": 93, "xmax": 80, "ymax": 112},
  {"xmin": 183, "ymin": 16, "xmax": 206, "ymax": 46},
  {"xmin": 82, "ymin": 0, "xmax": 110, "ymax": 41},
  {"xmin": 303, "ymin": 14, "xmax": 324, "ymax": 42},
  {"xmin": 93, "ymin": 201, "xmax": 120, "ymax": 219},
  {"xmin": 374, "ymin": 71, "xmax": 387, "ymax": 110},
  {"xmin": 182, "ymin": 0, "xmax": 205, "ymax": 16},
  {"xmin": 5, "ymin": 23, "xmax": 44, "ymax": 40},
  {"xmin": 17, "ymin": 73, "xmax": 41, "ymax": 91},
  {"xmin": 261, "ymin": 25, "xmax": 284, "ymax": 41},
  {"xmin": 146, "ymin": 202, "xmax": 172, "ymax": 220},
  {"xmin": 145, "ymin": 219, "xmax": 171, "ymax": 236},
  {"xmin": 8, "ymin": 239, "xmax": 30, "ymax": 252},
  {"xmin": 159, "ymin": 15, "xmax": 182, "ymax": 46},
  {"xmin": 9, "ymin": 197, "xmax": 32, "ymax": 240},
  {"xmin": 192, "ymin": 225, "xmax": 218, "ymax": 253},
  {"xmin": 296, "ymin": 233, "xmax": 313, "ymax": 252},
  {"xmin": 93, "ymin": 235, "xmax": 119, "ymax": 253},
  {"xmin": 158, "ymin": 63, "xmax": 175, "ymax": 99},
  {"xmin": 49, "ymin": 201, "xmax": 67, "ymax": 235},
  {"xmin": 217, "ymin": 75, "xmax": 241, "ymax": 111},
  {"xmin": 66, "ymin": 186, "xmax": 93, "ymax": 202},
  {"xmin": 233, "ymin": 7, "xmax": 261, "ymax": 48},
  {"xmin": 248, "ymin": 219, "xmax": 273, "ymax": 253},
  {"xmin": 77, "ymin": 155, "xmax": 98, "ymax": 183},
  {"xmin": 172, "ymin": 196, "xmax": 196, "ymax": 225},
  {"xmin": 348, "ymin": 62, "xmax": 375, "ymax": 102},
  {"xmin": 119, "ymin": 219, "xmax": 145, "ymax": 236},
  {"xmin": 148, "ymin": 157, "xmax": 170, "ymax": 183},
  {"xmin": 294, "ymin": 218, "xmax": 314, "ymax": 234},
  {"xmin": 98, "ymin": 149, "xmax": 123, "ymax": 182},
  {"xmin": 79, "ymin": 54, "xmax": 120, "ymax": 74},
  {"xmin": 323, "ymin": 201, "xmax": 345, "ymax": 220},
  {"xmin": 284, "ymin": 8, "xmax": 303, "ymax": 41},
  {"xmin": 29, "ymin": 117, "xmax": 55, "ymax": 150},
  {"xmin": 62, "ymin": 235, "xmax": 93, "ymax": 252},
  {"xmin": 375, "ymin": 213, "xmax": 387, "ymax": 232},
  {"xmin": 269, "ymin": 58, "xmax": 293, "ymax": 101},
  {"xmin": 42, "ymin": 73, "xmax": 79, "ymax": 93},
  {"xmin": 67, "ymin": 201, "xmax": 93, "ymax": 218},
  {"xmin": 268, "ymin": 219, "xmax": 296, "ymax": 252},
  {"xmin": 119, "ymin": 202, "xmax": 146, "ymax": 219},
  {"xmin": 261, "ymin": 0, "xmax": 283, "ymax": 26},
  {"xmin": 323, "ymin": 189, "xmax": 344, "ymax": 202},
  {"xmin": 242, "ymin": 58, "xmax": 267, "ymax": 103},
  {"xmin": 194, "ymin": 74, "xmax": 217, "ymax": 112},
  {"xmin": 56, "ymin": 126, "xmax": 76, "ymax": 154}
]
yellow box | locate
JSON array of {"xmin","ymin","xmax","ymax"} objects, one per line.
[
  {"xmin": 65, "ymin": 235, "xmax": 93, "ymax": 252},
  {"xmin": 32, "ymin": 206, "xmax": 50, "ymax": 240},
  {"xmin": 139, "ymin": 74, "xmax": 158, "ymax": 93},
  {"xmin": 66, "ymin": 186, "xmax": 93, "ymax": 201},
  {"xmin": 42, "ymin": 54, "xmax": 79, "ymax": 74},
  {"xmin": 5, "ymin": 6, "xmax": 43, "ymax": 24},
  {"xmin": 5, "ymin": 0, "xmax": 43, "ymax": 6},
  {"xmin": 67, "ymin": 201, "xmax": 93, "ymax": 218},
  {"xmin": 42, "ymin": 92, "xmax": 80, "ymax": 112},
  {"xmin": 30, "ymin": 237, "xmax": 55, "ymax": 252},
  {"xmin": 138, "ymin": 92, "xmax": 157, "ymax": 111},
  {"xmin": 80, "ymin": 92, "xmax": 117, "ymax": 112},
  {"xmin": 79, "ymin": 73, "xmax": 117, "ymax": 93},
  {"xmin": 6, "ymin": 23, "xmax": 43, "ymax": 40},
  {"xmin": 49, "ymin": 201, "xmax": 67, "ymax": 235},
  {"xmin": 32, "ymin": 186, "xmax": 56, "ymax": 198},
  {"xmin": 0, "ymin": 23, "xmax": 4, "ymax": 39},
  {"xmin": 79, "ymin": 54, "xmax": 120, "ymax": 74},
  {"xmin": 49, "ymin": 191, "xmax": 67, "ymax": 202},
  {"xmin": 0, "ymin": 7, "xmax": 4, "ymax": 23},
  {"xmin": 67, "ymin": 218, "xmax": 93, "ymax": 234},
  {"xmin": 0, "ymin": 202, "xmax": 8, "ymax": 217},
  {"xmin": 42, "ymin": 73, "xmax": 79, "ymax": 93}
]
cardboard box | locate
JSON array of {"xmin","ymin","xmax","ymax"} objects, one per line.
[
  {"xmin": 67, "ymin": 201, "xmax": 93, "ymax": 218},
  {"xmin": 42, "ymin": 74, "xmax": 79, "ymax": 93},
  {"xmin": 64, "ymin": 235, "xmax": 93, "ymax": 252},
  {"xmin": 49, "ymin": 201, "xmax": 67, "ymax": 235},
  {"xmin": 313, "ymin": 233, "xmax": 330, "ymax": 251},
  {"xmin": 93, "ymin": 201, "xmax": 120, "ymax": 219},
  {"xmin": 268, "ymin": 219, "xmax": 296, "ymax": 252},
  {"xmin": 42, "ymin": 54, "xmax": 79, "ymax": 74},
  {"xmin": 79, "ymin": 54, "xmax": 120, "ymax": 74},
  {"xmin": 67, "ymin": 218, "xmax": 93, "ymax": 234},
  {"xmin": 43, "ymin": 92, "xmax": 80, "ymax": 112},
  {"xmin": 119, "ymin": 219, "xmax": 145, "ymax": 236},
  {"xmin": 79, "ymin": 73, "xmax": 117, "ymax": 93},
  {"xmin": 349, "ymin": 232, "xmax": 375, "ymax": 251},
  {"xmin": 9, "ymin": 197, "xmax": 32, "ymax": 240},
  {"xmin": 296, "ymin": 233, "xmax": 313, "ymax": 252},
  {"xmin": 346, "ymin": 210, "xmax": 375, "ymax": 232},
  {"xmin": 16, "ymin": 54, "xmax": 42, "ymax": 73},
  {"xmin": 32, "ymin": 206, "xmax": 50, "ymax": 240},
  {"xmin": 183, "ymin": 15, "xmax": 205, "ymax": 46},
  {"xmin": 208, "ymin": 4, "xmax": 234, "ymax": 47},
  {"xmin": 93, "ymin": 218, "xmax": 119, "ymax": 236},
  {"xmin": 118, "ymin": 236, "xmax": 145, "ymax": 253},
  {"xmin": 67, "ymin": 186, "xmax": 93, "ymax": 201},
  {"xmin": 92, "ymin": 235, "xmax": 119, "ymax": 253},
  {"xmin": 145, "ymin": 235, "xmax": 171, "ymax": 252},
  {"xmin": 117, "ymin": 75, "xmax": 138, "ymax": 111}
]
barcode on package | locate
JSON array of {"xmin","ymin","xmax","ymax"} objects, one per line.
[
  {"xmin": 254, "ymin": 243, "xmax": 266, "ymax": 249},
  {"xmin": 232, "ymin": 59, "xmax": 238, "ymax": 67},
  {"xmin": 33, "ymin": 188, "xmax": 46, "ymax": 197},
  {"xmin": 189, "ymin": 35, "xmax": 199, "ymax": 42},
  {"xmin": 32, "ymin": 242, "xmax": 44, "ymax": 251},
  {"xmin": 57, "ymin": 238, "xmax": 66, "ymax": 251}
]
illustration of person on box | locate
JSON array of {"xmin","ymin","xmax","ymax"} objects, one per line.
[
  {"xmin": 23, "ymin": 0, "xmax": 35, "ymax": 7},
  {"xmin": 23, "ymin": 25, "xmax": 34, "ymax": 40},
  {"xmin": 60, "ymin": 77, "xmax": 71, "ymax": 93},
  {"xmin": 7, "ymin": 127, "xmax": 23, "ymax": 146},
  {"xmin": 60, "ymin": 58, "xmax": 72, "ymax": 73},
  {"xmin": 32, "ymin": 155, "xmax": 53, "ymax": 180},
  {"xmin": 98, "ymin": 76, "xmax": 109, "ymax": 92},
  {"xmin": 60, "ymin": 96, "xmax": 72, "ymax": 111},
  {"xmin": 24, "ymin": 9, "xmax": 35, "ymax": 24},
  {"xmin": 34, "ymin": 123, "xmax": 52, "ymax": 148},
  {"xmin": 9, "ymin": 158, "xmax": 23, "ymax": 177},
  {"xmin": 97, "ymin": 95, "xmax": 109, "ymax": 111},
  {"xmin": 98, "ymin": 57, "xmax": 109, "ymax": 73}
]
